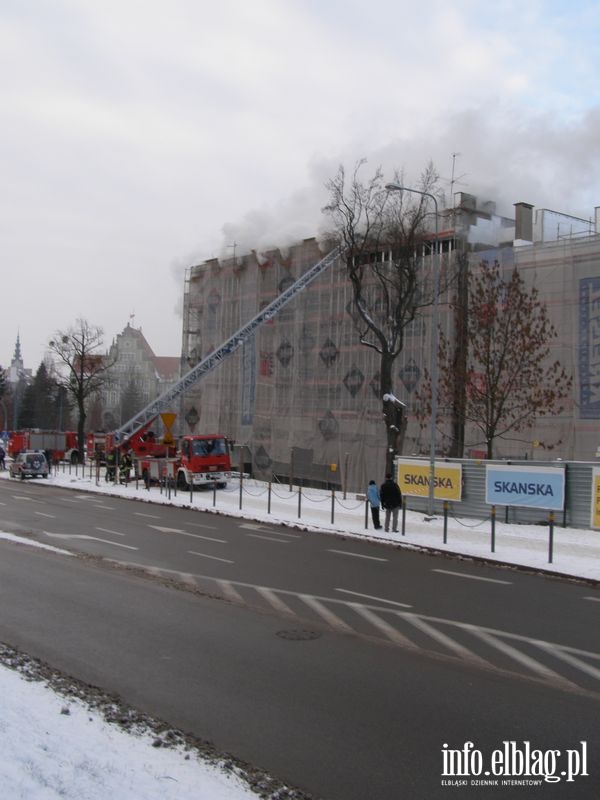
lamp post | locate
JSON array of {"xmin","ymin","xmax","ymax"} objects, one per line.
[{"xmin": 385, "ymin": 182, "xmax": 440, "ymax": 516}]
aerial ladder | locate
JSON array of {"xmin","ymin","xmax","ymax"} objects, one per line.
[{"xmin": 113, "ymin": 246, "xmax": 342, "ymax": 444}]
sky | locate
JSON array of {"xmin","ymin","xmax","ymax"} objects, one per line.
[
  {"xmin": 2, "ymin": 0, "xmax": 600, "ymax": 371},
  {"xmin": 1, "ymin": 465, "xmax": 600, "ymax": 796}
]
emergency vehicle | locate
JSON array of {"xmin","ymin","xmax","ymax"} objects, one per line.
[{"xmin": 8, "ymin": 430, "xmax": 80, "ymax": 464}]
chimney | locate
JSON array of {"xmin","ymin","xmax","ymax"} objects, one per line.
[{"xmin": 514, "ymin": 202, "xmax": 534, "ymax": 243}]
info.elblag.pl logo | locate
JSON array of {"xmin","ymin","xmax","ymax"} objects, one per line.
[{"xmin": 441, "ymin": 741, "xmax": 589, "ymax": 787}]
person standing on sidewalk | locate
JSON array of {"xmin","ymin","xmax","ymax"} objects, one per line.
[
  {"xmin": 366, "ymin": 480, "xmax": 382, "ymax": 529},
  {"xmin": 380, "ymin": 473, "xmax": 402, "ymax": 533}
]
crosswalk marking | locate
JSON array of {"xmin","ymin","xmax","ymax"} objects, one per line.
[
  {"xmin": 465, "ymin": 626, "xmax": 578, "ymax": 688},
  {"xmin": 403, "ymin": 613, "xmax": 491, "ymax": 667},
  {"xmin": 300, "ymin": 595, "xmax": 355, "ymax": 634},
  {"xmin": 257, "ymin": 587, "xmax": 296, "ymax": 616},
  {"xmin": 351, "ymin": 605, "xmax": 417, "ymax": 648},
  {"xmin": 109, "ymin": 559, "xmax": 600, "ymax": 695}
]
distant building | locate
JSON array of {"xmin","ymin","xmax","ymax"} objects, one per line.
[
  {"xmin": 7, "ymin": 334, "xmax": 32, "ymax": 385},
  {"xmin": 101, "ymin": 323, "xmax": 180, "ymax": 430}
]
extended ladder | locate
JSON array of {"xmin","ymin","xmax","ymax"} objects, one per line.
[{"xmin": 114, "ymin": 246, "xmax": 341, "ymax": 442}]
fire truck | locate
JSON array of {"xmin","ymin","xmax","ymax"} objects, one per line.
[
  {"xmin": 8, "ymin": 430, "xmax": 80, "ymax": 464},
  {"xmin": 104, "ymin": 246, "xmax": 339, "ymax": 486},
  {"xmin": 105, "ymin": 418, "xmax": 231, "ymax": 489}
]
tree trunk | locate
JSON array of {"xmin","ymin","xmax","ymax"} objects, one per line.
[
  {"xmin": 380, "ymin": 352, "xmax": 405, "ymax": 475},
  {"xmin": 449, "ymin": 251, "xmax": 468, "ymax": 457}
]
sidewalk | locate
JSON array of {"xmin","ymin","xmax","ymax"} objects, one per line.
[{"xmin": 3, "ymin": 465, "xmax": 600, "ymax": 585}]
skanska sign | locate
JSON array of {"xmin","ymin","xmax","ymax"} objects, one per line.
[{"xmin": 485, "ymin": 465, "xmax": 565, "ymax": 511}]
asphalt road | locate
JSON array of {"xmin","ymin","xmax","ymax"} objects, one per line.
[{"xmin": 1, "ymin": 479, "xmax": 600, "ymax": 798}]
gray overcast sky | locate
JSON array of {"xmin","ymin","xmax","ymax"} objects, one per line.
[{"xmin": 2, "ymin": 0, "xmax": 600, "ymax": 371}]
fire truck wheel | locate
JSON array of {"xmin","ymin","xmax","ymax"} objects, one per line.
[
  {"xmin": 177, "ymin": 471, "xmax": 189, "ymax": 491},
  {"xmin": 70, "ymin": 451, "xmax": 80, "ymax": 465}
]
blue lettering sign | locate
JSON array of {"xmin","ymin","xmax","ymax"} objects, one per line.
[{"xmin": 486, "ymin": 466, "xmax": 565, "ymax": 510}]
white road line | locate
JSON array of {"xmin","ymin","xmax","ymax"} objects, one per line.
[
  {"xmin": 535, "ymin": 642, "xmax": 600, "ymax": 682},
  {"xmin": 334, "ymin": 588, "xmax": 411, "ymax": 608},
  {"xmin": 96, "ymin": 527, "xmax": 126, "ymax": 537},
  {"xmin": 184, "ymin": 522, "xmax": 218, "ymax": 531},
  {"xmin": 403, "ymin": 613, "xmax": 491, "ymax": 666},
  {"xmin": 351, "ymin": 605, "xmax": 417, "ymax": 647},
  {"xmin": 148, "ymin": 525, "xmax": 227, "ymax": 543},
  {"xmin": 42, "ymin": 532, "xmax": 138, "ymax": 551},
  {"xmin": 188, "ymin": 550, "xmax": 234, "ymax": 564},
  {"xmin": 257, "ymin": 587, "xmax": 296, "ymax": 616},
  {"xmin": 466, "ymin": 627, "xmax": 577, "ymax": 687},
  {"xmin": 583, "ymin": 596, "xmax": 600, "ymax": 603},
  {"xmin": 246, "ymin": 533, "xmax": 291, "ymax": 543},
  {"xmin": 327, "ymin": 549, "xmax": 388, "ymax": 562},
  {"xmin": 216, "ymin": 580, "xmax": 246, "ymax": 603},
  {"xmin": 300, "ymin": 595, "xmax": 355, "ymax": 633},
  {"xmin": 34, "ymin": 511, "xmax": 55, "ymax": 518},
  {"xmin": 133, "ymin": 512, "xmax": 162, "ymax": 519},
  {"xmin": 433, "ymin": 568, "xmax": 511, "ymax": 585},
  {"xmin": 57, "ymin": 498, "xmax": 81, "ymax": 504},
  {"xmin": 93, "ymin": 504, "xmax": 115, "ymax": 510}
]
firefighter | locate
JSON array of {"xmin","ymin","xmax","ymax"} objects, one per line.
[
  {"xmin": 119, "ymin": 449, "xmax": 133, "ymax": 485},
  {"xmin": 105, "ymin": 449, "xmax": 116, "ymax": 482}
]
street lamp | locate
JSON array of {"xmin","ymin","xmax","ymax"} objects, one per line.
[{"xmin": 385, "ymin": 182, "xmax": 440, "ymax": 516}]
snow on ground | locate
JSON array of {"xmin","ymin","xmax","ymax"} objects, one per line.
[
  {"xmin": 1, "ymin": 464, "xmax": 599, "ymax": 799},
  {"xmin": 0, "ymin": 661, "xmax": 260, "ymax": 800}
]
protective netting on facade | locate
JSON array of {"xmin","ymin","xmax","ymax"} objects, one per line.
[
  {"xmin": 178, "ymin": 202, "xmax": 600, "ymax": 492},
  {"xmin": 181, "ymin": 238, "xmax": 444, "ymax": 492}
]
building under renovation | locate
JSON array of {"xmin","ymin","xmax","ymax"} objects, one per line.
[{"xmin": 179, "ymin": 194, "xmax": 600, "ymax": 492}]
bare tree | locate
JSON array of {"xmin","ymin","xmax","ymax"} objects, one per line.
[
  {"xmin": 417, "ymin": 259, "xmax": 572, "ymax": 458},
  {"xmin": 322, "ymin": 160, "xmax": 445, "ymax": 473},
  {"xmin": 48, "ymin": 319, "xmax": 115, "ymax": 456}
]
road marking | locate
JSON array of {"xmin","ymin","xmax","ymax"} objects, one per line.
[
  {"xmin": 327, "ymin": 549, "xmax": 388, "ymax": 562},
  {"xmin": 96, "ymin": 527, "xmax": 126, "ymax": 537},
  {"xmin": 246, "ymin": 533, "xmax": 291, "ymax": 543},
  {"xmin": 583, "ymin": 596, "xmax": 600, "ymax": 603},
  {"xmin": 257, "ymin": 587, "xmax": 296, "ymax": 616},
  {"xmin": 34, "ymin": 511, "xmax": 55, "ymax": 518},
  {"xmin": 535, "ymin": 641, "xmax": 600, "ymax": 682},
  {"xmin": 148, "ymin": 524, "xmax": 227, "ymax": 543},
  {"xmin": 188, "ymin": 550, "xmax": 235, "ymax": 564},
  {"xmin": 239, "ymin": 523, "xmax": 300, "ymax": 538},
  {"xmin": 93, "ymin": 504, "xmax": 115, "ymax": 510},
  {"xmin": 334, "ymin": 588, "xmax": 411, "ymax": 608},
  {"xmin": 432, "ymin": 568, "xmax": 511, "ymax": 585},
  {"xmin": 216, "ymin": 579, "xmax": 245, "ymax": 603},
  {"xmin": 350, "ymin": 605, "xmax": 416, "ymax": 647},
  {"xmin": 184, "ymin": 522, "xmax": 218, "ymax": 531},
  {"xmin": 300, "ymin": 595, "xmax": 355, "ymax": 633},
  {"xmin": 12, "ymin": 495, "xmax": 42, "ymax": 502},
  {"xmin": 133, "ymin": 512, "xmax": 162, "ymax": 519},
  {"xmin": 42, "ymin": 532, "xmax": 138, "ymax": 550},
  {"xmin": 57, "ymin": 498, "xmax": 81, "ymax": 504},
  {"xmin": 465, "ymin": 626, "xmax": 578, "ymax": 688},
  {"xmin": 403, "ymin": 613, "xmax": 491, "ymax": 666}
]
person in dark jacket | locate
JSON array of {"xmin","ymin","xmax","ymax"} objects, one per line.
[
  {"xmin": 380, "ymin": 473, "xmax": 402, "ymax": 533},
  {"xmin": 366, "ymin": 480, "xmax": 382, "ymax": 529}
]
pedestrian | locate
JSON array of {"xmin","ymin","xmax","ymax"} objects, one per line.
[
  {"xmin": 366, "ymin": 480, "xmax": 382, "ymax": 529},
  {"xmin": 0, "ymin": 445, "xmax": 5, "ymax": 470},
  {"xmin": 380, "ymin": 473, "xmax": 403, "ymax": 533}
]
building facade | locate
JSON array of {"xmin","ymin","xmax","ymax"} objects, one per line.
[
  {"xmin": 179, "ymin": 196, "xmax": 600, "ymax": 491},
  {"xmin": 101, "ymin": 323, "xmax": 180, "ymax": 430}
]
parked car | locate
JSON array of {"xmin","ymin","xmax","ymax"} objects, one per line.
[{"xmin": 9, "ymin": 450, "xmax": 49, "ymax": 480}]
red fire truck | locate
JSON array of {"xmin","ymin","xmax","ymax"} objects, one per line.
[
  {"xmin": 8, "ymin": 430, "xmax": 80, "ymax": 464},
  {"xmin": 106, "ymin": 419, "xmax": 231, "ymax": 489}
]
